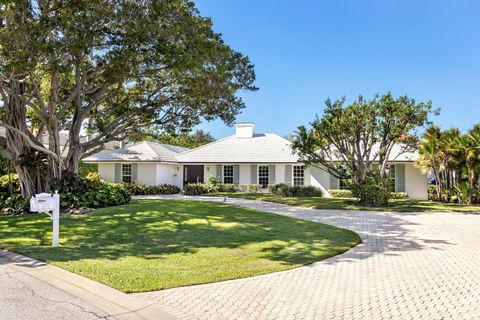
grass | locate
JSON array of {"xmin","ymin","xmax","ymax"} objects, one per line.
[
  {"xmin": 208, "ymin": 193, "xmax": 480, "ymax": 213},
  {"xmin": 0, "ymin": 199, "xmax": 359, "ymax": 293}
]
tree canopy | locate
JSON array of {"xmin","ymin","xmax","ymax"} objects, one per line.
[
  {"xmin": 132, "ymin": 129, "xmax": 215, "ymax": 149},
  {"xmin": 292, "ymin": 93, "xmax": 437, "ymax": 204},
  {"xmin": 416, "ymin": 124, "xmax": 480, "ymax": 204},
  {"xmin": 0, "ymin": 0, "xmax": 256, "ymax": 196}
]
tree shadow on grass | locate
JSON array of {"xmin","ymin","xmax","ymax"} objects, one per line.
[{"xmin": 0, "ymin": 200, "xmax": 359, "ymax": 267}]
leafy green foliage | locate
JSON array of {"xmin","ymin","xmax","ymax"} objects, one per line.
[
  {"xmin": 0, "ymin": 174, "xmax": 29, "ymax": 214},
  {"xmin": 328, "ymin": 189, "xmax": 353, "ymax": 198},
  {"xmin": 416, "ymin": 123, "xmax": 480, "ymax": 204},
  {"xmin": 182, "ymin": 180, "xmax": 239, "ymax": 195},
  {"xmin": 0, "ymin": 156, "xmax": 9, "ymax": 176},
  {"xmin": 134, "ymin": 129, "xmax": 215, "ymax": 149},
  {"xmin": 122, "ymin": 182, "xmax": 180, "ymax": 195},
  {"xmin": 0, "ymin": 0, "xmax": 257, "ymax": 186},
  {"xmin": 238, "ymin": 184, "xmax": 263, "ymax": 193},
  {"xmin": 389, "ymin": 192, "xmax": 409, "ymax": 200},
  {"xmin": 329, "ymin": 189, "xmax": 407, "ymax": 199},
  {"xmin": 79, "ymin": 162, "xmax": 98, "ymax": 178},
  {"xmin": 182, "ymin": 183, "xmax": 210, "ymax": 195},
  {"xmin": 50, "ymin": 173, "xmax": 130, "ymax": 209},
  {"xmin": 269, "ymin": 183, "xmax": 323, "ymax": 197},
  {"xmin": 351, "ymin": 182, "xmax": 390, "ymax": 207},
  {"xmin": 292, "ymin": 93, "xmax": 436, "ymax": 201}
]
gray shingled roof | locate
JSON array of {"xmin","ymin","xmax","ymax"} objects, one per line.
[
  {"xmin": 174, "ymin": 134, "xmax": 300, "ymax": 163},
  {"xmin": 83, "ymin": 141, "xmax": 189, "ymax": 162}
]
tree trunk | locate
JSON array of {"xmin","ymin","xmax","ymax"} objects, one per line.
[{"xmin": 4, "ymin": 78, "xmax": 36, "ymax": 198}]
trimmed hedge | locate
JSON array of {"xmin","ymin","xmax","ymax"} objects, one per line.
[
  {"xmin": 329, "ymin": 189, "xmax": 409, "ymax": 200},
  {"xmin": 122, "ymin": 182, "xmax": 180, "ymax": 195},
  {"xmin": 182, "ymin": 182, "xmax": 240, "ymax": 195},
  {"xmin": 269, "ymin": 183, "xmax": 323, "ymax": 197}
]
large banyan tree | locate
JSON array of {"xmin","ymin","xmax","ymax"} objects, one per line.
[{"xmin": 0, "ymin": 0, "xmax": 257, "ymax": 198}]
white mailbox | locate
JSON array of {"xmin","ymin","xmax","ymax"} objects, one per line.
[{"xmin": 30, "ymin": 192, "xmax": 60, "ymax": 247}]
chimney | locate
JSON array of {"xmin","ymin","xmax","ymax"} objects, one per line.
[{"xmin": 235, "ymin": 122, "xmax": 255, "ymax": 138}]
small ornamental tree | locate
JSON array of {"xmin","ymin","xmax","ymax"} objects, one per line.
[{"xmin": 292, "ymin": 93, "xmax": 436, "ymax": 205}]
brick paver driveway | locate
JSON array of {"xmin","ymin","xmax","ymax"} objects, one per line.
[{"xmin": 133, "ymin": 195, "xmax": 480, "ymax": 320}]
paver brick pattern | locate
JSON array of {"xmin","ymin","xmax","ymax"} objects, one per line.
[{"xmin": 133, "ymin": 195, "xmax": 480, "ymax": 320}]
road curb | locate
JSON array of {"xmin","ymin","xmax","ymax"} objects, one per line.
[{"xmin": 0, "ymin": 250, "xmax": 178, "ymax": 320}]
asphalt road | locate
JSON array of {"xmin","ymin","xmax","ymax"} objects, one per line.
[{"xmin": 0, "ymin": 263, "xmax": 110, "ymax": 320}]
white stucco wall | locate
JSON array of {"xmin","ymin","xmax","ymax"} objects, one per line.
[
  {"xmin": 157, "ymin": 163, "xmax": 183, "ymax": 187},
  {"xmin": 405, "ymin": 163, "xmax": 428, "ymax": 200},
  {"xmin": 309, "ymin": 165, "xmax": 331, "ymax": 196},
  {"xmin": 275, "ymin": 164, "xmax": 286, "ymax": 184},
  {"xmin": 98, "ymin": 163, "xmax": 115, "ymax": 183},
  {"xmin": 239, "ymin": 165, "xmax": 251, "ymax": 184},
  {"xmin": 204, "ymin": 164, "xmax": 216, "ymax": 183},
  {"xmin": 137, "ymin": 163, "xmax": 157, "ymax": 186}
]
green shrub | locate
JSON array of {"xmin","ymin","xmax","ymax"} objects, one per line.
[
  {"xmin": 182, "ymin": 183, "xmax": 209, "ymax": 195},
  {"xmin": 52, "ymin": 173, "xmax": 130, "ymax": 209},
  {"xmin": 0, "ymin": 173, "xmax": 130, "ymax": 214},
  {"xmin": 390, "ymin": 192, "xmax": 408, "ymax": 199},
  {"xmin": 328, "ymin": 189, "xmax": 353, "ymax": 198},
  {"xmin": 217, "ymin": 183, "xmax": 239, "ymax": 193},
  {"xmin": 122, "ymin": 182, "xmax": 180, "ymax": 195},
  {"xmin": 0, "ymin": 174, "xmax": 28, "ymax": 214},
  {"xmin": 207, "ymin": 176, "xmax": 222, "ymax": 187},
  {"xmin": 238, "ymin": 184, "xmax": 262, "ymax": 193},
  {"xmin": 351, "ymin": 183, "xmax": 389, "ymax": 206},
  {"xmin": 329, "ymin": 188, "xmax": 408, "ymax": 200},
  {"xmin": 269, "ymin": 183, "xmax": 323, "ymax": 197},
  {"xmin": 79, "ymin": 161, "xmax": 98, "ymax": 178}
]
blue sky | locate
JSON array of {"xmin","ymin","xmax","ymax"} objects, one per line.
[{"xmin": 195, "ymin": 0, "xmax": 480, "ymax": 139}]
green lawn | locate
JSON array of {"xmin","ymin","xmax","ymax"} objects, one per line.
[
  {"xmin": 0, "ymin": 199, "xmax": 359, "ymax": 293},
  {"xmin": 208, "ymin": 193, "xmax": 480, "ymax": 213}
]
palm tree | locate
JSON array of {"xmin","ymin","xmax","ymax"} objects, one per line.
[{"xmin": 416, "ymin": 126, "xmax": 443, "ymax": 199}]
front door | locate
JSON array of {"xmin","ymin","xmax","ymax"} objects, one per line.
[{"xmin": 183, "ymin": 165, "xmax": 204, "ymax": 185}]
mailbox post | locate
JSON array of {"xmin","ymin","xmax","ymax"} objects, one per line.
[{"xmin": 30, "ymin": 192, "xmax": 60, "ymax": 248}]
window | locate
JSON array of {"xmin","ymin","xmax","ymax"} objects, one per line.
[
  {"xmin": 122, "ymin": 164, "xmax": 132, "ymax": 183},
  {"xmin": 258, "ymin": 166, "xmax": 269, "ymax": 188},
  {"xmin": 388, "ymin": 164, "xmax": 396, "ymax": 192},
  {"xmin": 339, "ymin": 178, "xmax": 350, "ymax": 190},
  {"xmin": 223, "ymin": 165, "xmax": 234, "ymax": 184},
  {"xmin": 293, "ymin": 165, "xmax": 304, "ymax": 186}
]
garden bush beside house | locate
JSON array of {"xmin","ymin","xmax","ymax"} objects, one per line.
[
  {"xmin": 269, "ymin": 183, "xmax": 323, "ymax": 197},
  {"xmin": 0, "ymin": 173, "xmax": 131, "ymax": 215},
  {"xmin": 329, "ymin": 189, "xmax": 408, "ymax": 200},
  {"xmin": 122, "ymin": 182, "xmax": 180, "ymax": 195}
]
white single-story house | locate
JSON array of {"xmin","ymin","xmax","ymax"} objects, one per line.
[{"xmin": 84, "ymin": 123, "xmax": 428, "ymax": 199}]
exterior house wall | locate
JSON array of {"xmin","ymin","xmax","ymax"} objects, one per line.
[
  {"xmin": 405, "ymin": 163, "xmax": 428, "ymax": 200},
  {"xmin": 137, "ymin": 163, "xmax": 157, "ymax": 186},
  {"xmin": 275, "ymin": 165, "xmax": 286, "ymax": 185},
  {"xmin": 309, "ymin": 165, "xmax": 331, "ymax": 196},
  {"xmin": 239, "ymin": 165, "xmax": 251, "ymax": 184},
  {"xmin": 98, "ymin": 163, "xmax": 116, "ymax": 182},
  {"xmin": 204, "ymin": 164, "xmax": 216, "ymax": 183},
  {"xmin": 157, "ymin": 163, "xmax": 183, "ymax": 187}
]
